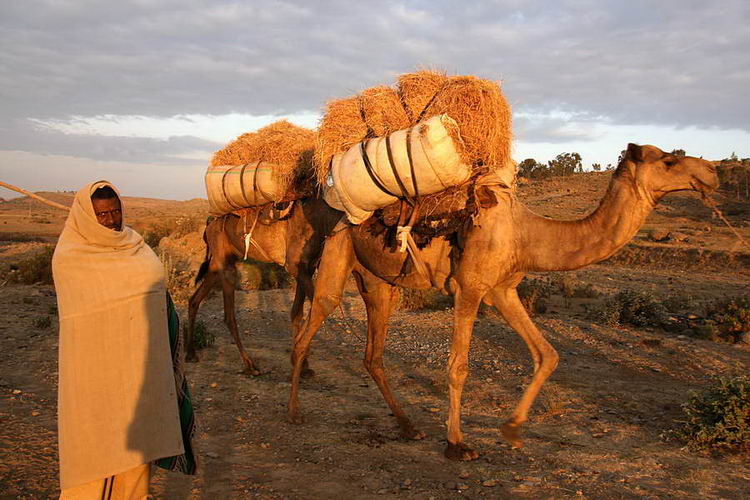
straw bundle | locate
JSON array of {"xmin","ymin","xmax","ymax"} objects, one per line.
[
  {"xmin": 397, "ymin": 69, "xmax": 448, "ymax": 121},
  {"xmin": 314, "ymin": 70, "xmax": 512, "ymax": 185},
  {"xmin": 210, "ymin": 120, "xmax": 315, "ymax": 190},
  {"xmin": 314, "ymin": 96, "xmax": 368, "ymax": 184},
  {"xmin": 360, "ymin": 85, "xmax": 411, "ymax": 138},
  {"xmin": 422, "ymin": 75, "xmax": 512, "ymax": 170}
]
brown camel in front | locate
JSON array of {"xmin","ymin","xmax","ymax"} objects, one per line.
[
  {"xmin": 186, "ymin": 196, "xmax": 341, "ymax": 375},
  {"xmin": 287, "ymin": 143, "xmax": 719, "ymax": 460}
]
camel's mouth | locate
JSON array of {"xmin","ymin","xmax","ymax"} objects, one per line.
[{"xmin": 690, "ymin": 177, "xmax": 720, "ymax": 195}]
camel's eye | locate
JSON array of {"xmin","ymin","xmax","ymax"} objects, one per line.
[{"xmin": 663, "ymin": 157, "xmax": 677, "ymax": 168}]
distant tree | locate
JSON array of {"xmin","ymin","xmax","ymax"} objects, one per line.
[
  {"xmin": 730, "ymin": 152, "xmax": 739, "ymax": 161},
  {"xmin": 591, "ymin": 163, "xmax": 602, "ymax": 172},
  {"xmin": 518, "ymin": 158, "xmax": 551, "ymax": 179},
  {"xmin": 605, "ymin": 163, "xmax": 615, "ymax": 171},
  {"xmin": 518, "ymin": 158, "xmax": 538, "ymax": 178},
  {"xmin": 548, "ymin": 152, "xmax": 582, "ymax": 177},
  {"xmin": 617, "ymin": 149, "xmax": 627, "ymax": 165},
  {"xmin": 671, "ymin": 149, "xmax": 686, "ymax": 157}
]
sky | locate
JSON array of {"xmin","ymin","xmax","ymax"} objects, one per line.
[{"xmin": 1, "ymin": 0, "xmax": 749, "ymax": 200}]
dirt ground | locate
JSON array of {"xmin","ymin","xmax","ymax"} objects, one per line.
[{"xmin": 1, "ymin": 174, "xmax": 749, "ymax": 499}]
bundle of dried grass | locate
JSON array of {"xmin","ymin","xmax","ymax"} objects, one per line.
[
  {"xmin": 397, "ymin": 69, "xmax": 448, "ymax": 121},
  {"xmin": 360, "ymin": 85, "xmax": 410, "ymax": 138},
  {"xmin": 314, "ymin": 70, "xmax": 512, "ymax": 186},
  {"xmin": 423, "ymin": 75, "xmax": 512, "ymax": 170},
  {"xmin": 314, "ymin": 96, "xmax": 368, "ymax": 184},
  {"xmin": 210, "ymin": 120, "xmax": 315, "ymax": 193}
]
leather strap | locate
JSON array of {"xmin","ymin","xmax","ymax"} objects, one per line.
[{"xmin": 360, "ymin": 140, "xmax": 399, "ymax": 198}]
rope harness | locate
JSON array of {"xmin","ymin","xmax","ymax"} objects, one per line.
[{"xmin": 702, "ymin": 193, "xmax": 750, "ymax": 252}]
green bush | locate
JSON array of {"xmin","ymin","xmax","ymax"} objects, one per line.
[
  {"xmin": 184, "ymin": 319, "xmax": 216, "ymax": 349},
  {"xmin": 705, "ymin": 296, "xmax": 750, "ymax": 343},
  {"xmin": 662, "ymin": 292, "xmax": 699, "ymax": 314},
  {"xmin": 33, "ymin": 315, "xmax": 52, "ymax": 329},
  {"xmin": 669, "ymin": 375, "xmax": 750, "ymax": 454},
  {"xmin": 7, "ymin": 246, "xmax": 55, "ymax": 285},
  {"xmin": 396, "ymin": 288, "xmax": 451, "ymax": 311},
  {"xmin": 588, "ymin": 289, "xmax": 667, "ymax": 327}
]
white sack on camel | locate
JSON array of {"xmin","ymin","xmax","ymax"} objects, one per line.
[
  {"xmin": 205, "ymin": 162, "xmax": 282, "ymax": 214},
  {"xmin": 323, "ymin": 114, "xmax": 473, "ymax": 224},
  {"xmin": 52, "ymin": 181, "xmax": 183, "ymax": 490}
]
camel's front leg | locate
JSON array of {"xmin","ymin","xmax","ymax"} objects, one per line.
[
  {"xmin": 444, "ymin": 286, "xmax": 484, "ymax": 461},
  {"xmin": 488, "ymin": 286, "xmax": 559, "ymax": 448}
]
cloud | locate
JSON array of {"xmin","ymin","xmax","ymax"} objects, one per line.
[{"xmin": 1, "ymin": 0, "xmax": 748, "ymax": 197}]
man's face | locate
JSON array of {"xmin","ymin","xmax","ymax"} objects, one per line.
[{"xmin": 91, "ymin": 197, "xmax": 123, "ymax": 231}]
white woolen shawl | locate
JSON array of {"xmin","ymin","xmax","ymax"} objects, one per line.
[{"xmin": 52, "ymin": 181, "xmax": 183, "ymax": 489}]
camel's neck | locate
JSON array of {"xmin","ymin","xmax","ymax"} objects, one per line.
[{"xmin": 516, "ymin": 176, "xmax": 657, "ymax": 272}]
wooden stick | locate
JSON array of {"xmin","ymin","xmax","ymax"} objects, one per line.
[
  {"xmin": 0, "ymin": 180, "xmax": 70, "ymax": 212},
  {"xmin": 702, "ymin": 193, "xmax": 750, "ymax": 253}
]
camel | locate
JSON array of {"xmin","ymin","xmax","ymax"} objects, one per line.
[
  {"xmin": 186, "ymin": 196, "xmax": 341, "ymax": 375},
  {"xmin": 287, "ymin": 143, "xmax": 720, "ymax": 460}
]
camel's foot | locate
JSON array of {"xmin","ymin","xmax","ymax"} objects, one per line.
[
  {"xmin": 444, "ymin": 442, "xmax": 480, "ymax": 461},
  {"xmin": 287, "ymin": 410, "xmax": 305, "ymax": 425},
  {"xmin": 242, "ymin": 361, "xmax": 261, "ymax": 377},
  {"xmin": 301, "ymin": 367, "xmax": 316, "ymax": 379},
  {"xmin": 500, "ymin": 421, "xmax": 524, "ymax": 449},
  {"xmin": 399, "ymin": 426, "xmax": 426, "ymax": 441},
  {"xmin": 186, "ymin": 351, "xmax": 199, "ymax": 363}
]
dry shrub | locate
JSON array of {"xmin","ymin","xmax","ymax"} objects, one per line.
[
  {"xmin": 314, "ymin": 96, "xmax": 368, "ymax": 184},
  {"xmin": 517, "ymin": 277, "xmax": 553, "ymax": 315},
  {"xmin": 314, "ymin": 69, "xmax": 513, "ymax": 185},
  {"xmin": 239, "ymin": 260, "xmax": 291, "ymax": 290},
  {"xmin": 6, "ymin": 246, "xmax": 54, "ymax": 285},
  {"xmin": 705, "ymin": 296, "xmax": 750, "ymax": 343},
  {"xmin": 397, "ymin": 287, "xmax": 451, "ymax": 311},
  {"xmin": 397, "ymin": 69, "xmax": 447, "ymax": 121},
  {"xmin": 360, "ymin": 85, "xmax": 410, "ymax": 137},
  {"xmin": 211, "ymin": 120, "xmax": 315, "ymax": 193}
]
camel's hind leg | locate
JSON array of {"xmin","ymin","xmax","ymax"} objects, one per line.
[
  {"xmin": 221, "ymin": 265, "xmax": 261, "ymax": 376},
  {"xmin": 288, "ymin": 229, "xmax": 355, "ymax": 423},
  {"xmin": 290, "ymin": 274, "xmax": 315, "ymax": 378},
  {"xmin": 355, "ymin": 271, "xmax": 424, "ymax": 440},
  {"xmin": 186, "ymin": 269, "xmax": 217, "ymax": 362},
  {"xmin": 487, "ymin": 286, "xmax": 559, "ymax": 449}
]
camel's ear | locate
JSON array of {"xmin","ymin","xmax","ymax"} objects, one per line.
[
  {"xmin": 625, "ymin": 143, "xmax": 643, "ymax": 162},
  {"xmin": 626, "ymin": 143, "xmax": 663, "ymax": 163}
]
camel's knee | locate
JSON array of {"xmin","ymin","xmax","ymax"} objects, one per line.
[
  {"xmin": 540, "ymin": 347, "xmax": 559, "ymax": 376},
  {"xmin": 363, "ymin": 356, "xmax": 384, "ymax": 376},
  {"xmin": 448, "ymin": 361, "xmax": 469, "ymax": 388},
  {"xmin": 315, "ymin": 293, "xmax": 342, "ymax": 313}
]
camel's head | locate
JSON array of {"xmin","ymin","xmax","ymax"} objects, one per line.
[{"xmin": 617, "ymin": 143, "xmax": 719, "ymax": 200}]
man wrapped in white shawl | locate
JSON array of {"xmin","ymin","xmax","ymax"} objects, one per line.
[{"xmin": 53, "ymin": 181, "xmax": 185, "ymax": 499}]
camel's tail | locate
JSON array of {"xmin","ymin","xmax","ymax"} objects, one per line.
[{"xmin": 194, "ymin": 220, "xmax": 212, "ymax": 285}]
